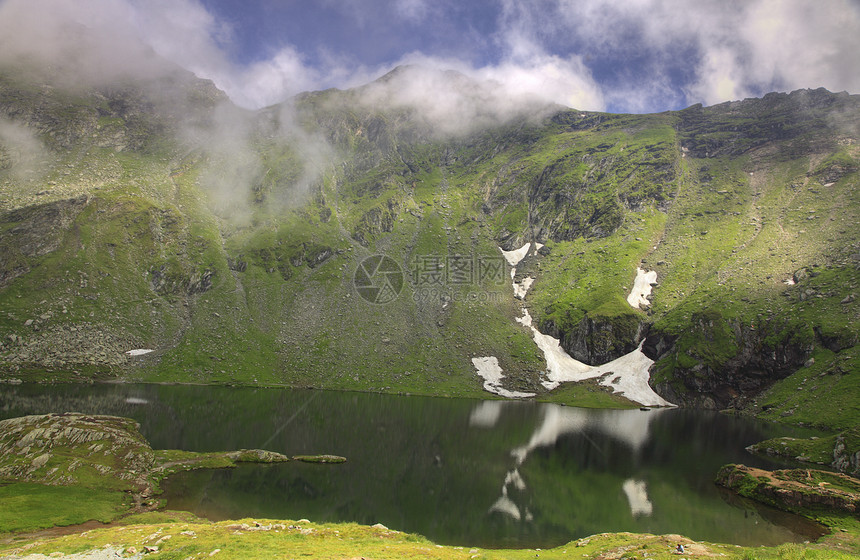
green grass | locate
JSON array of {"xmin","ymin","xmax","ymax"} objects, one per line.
[
  {"xmin": 0, "ymin": 516, "xmax": 857, "ymax": 559},
  {"xmin": 540, "ymin": 379, "xmax": 639, "ymax": 408},
  {"xmin": 757, "ymin": 347, "xmax": 860, "ymax": 430},
  {"xmin": 748, "ymin": 435, "xmax": 837, "ymax": 466},
  {"xmin": 527, "ymin": 209, "xmax": 666, "ymax": 347},
  {"xmin": 0, "ymin": 482, "xmax": 129, "ymax": 534}
]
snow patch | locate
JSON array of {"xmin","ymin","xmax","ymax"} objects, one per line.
[
  {"xmin": 517, "ymin": 309, "xmax": 593, "ymax": 384},
  {"xmin": 125, "ymin": 349, "xmax": 153, "ymax": 356},
  {"xmin": 482, "ymin": 246, "xmax": 672, "ymax": 406},
  {"xmin": 592, "ymin": 345, "xmax": 674, "ymax": 407},
  {"xmin": 532, "ymin": 339, "xmax": 673, "ymax": 407},
  {"xmin": 471, "ymin": 356, "xmax": 535, "ymax": 398},
  {"xmin": 627, "ymin": 268, "xmax": 657, "ymax": 309},
  {"xmin": 499, "ymin": 243, "xmax": 531, "ymax": 266},
  {"xmin": 499, "ymin": 242, "xmax": 543, "ymax": 266},
  {"xmin": 513, "ymin": 277, "xmax": 534, "ymax": 299}
]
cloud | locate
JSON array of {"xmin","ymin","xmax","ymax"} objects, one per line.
[
  {"xmin": 726, "ymin": 0, "xmax": 860, "ymax": 98},
  {"xmin": 0, "ymin": 118, "xmax": 48, "ymax": 181},
  {"xmin": 496, "ymin": 0, "xmax": 860, "ymax": 110},
  {"xmin": 126, "ymin": 0, "xmax": 235, "ymax": 80},
  {"xmin": 1, "ymin": 0, "xmax": 856, "ymax": 117},
  {"xmin": 0, "ymin": 0, "xmax": 171, "ymax": 87},
  {"xmin": 132, "ymin": 0, "xmax": 605, "ymax": 114},
  {"xmin": 219, "ymin": 48, "xmax": 322, "ymax": 109},
  {"xmin": 475, "ymin": 56, "xmax": 604, "ymax": 112},
  {"xmin": 350, "ymin": 54, "xmax": 603, "ymax": 138}
]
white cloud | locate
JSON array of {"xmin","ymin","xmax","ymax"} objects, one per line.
[
  {"xmin": 738, "ymin": 0, "xmax": 860, "ymax": 93},
  {"xmin": 0, "ymin": 0, "xmax": 321, "ymax": 108},
  {"xmin": 351, "ymin": 52, "xmax": 604, "ymax": 137},
  {"xmin": 128, "ymin": 0, "xmax": 603, "ymax": 112},
  {"xmin": 0, "ymin": 0, "xmax": 167, "ymax": 85},
  {"xmin": 129, "ymin": 0, "xmax": 234, "ymax": 78},
  {"xmin": 499, "ymin": 0, "xmax": 860, "ymax": 109},
  {"xmin": 1, "ymin": 0, "xmax": 856, "ymax": 115},
  {"xmin": 476, "ymin": 56, "xmax": 604, "ymax": 111},
  {"xmin": 679, "ymin": 0, "xmax": 860, "ymax": 104},
  {"xmin": 221, "ymin": 48, "xmax": 321, "ymax": 109},
  {"xmin": 0, "ymin": 117, "xmax": 48, "ymax": 180}
]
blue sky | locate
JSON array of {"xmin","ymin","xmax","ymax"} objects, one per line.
[{"xmin": 1, "ymin": 0, "xmax": 859, "ymax": 113}]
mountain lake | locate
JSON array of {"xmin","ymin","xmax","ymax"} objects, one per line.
[{"xmin": 0, "ymin": 383, "xmax": 827, "ymax": 549}]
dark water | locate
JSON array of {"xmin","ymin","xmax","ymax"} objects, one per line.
[{"xmin": 0, "ymin": 383, "xmax": 826, "ymax": 548}]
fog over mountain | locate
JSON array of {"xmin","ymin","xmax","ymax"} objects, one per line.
[
  {"xmin": 0, "ymin": 0, "xmax": 858, "ymax": 455},
  {"xmin": 1, "ymin": 0, "xmax": 858, "ymax": 114}
]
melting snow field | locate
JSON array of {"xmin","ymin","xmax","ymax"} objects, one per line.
[
  {"xmin": 516, "ymin": 309, "xmax": 592, "ymax": 381},
  {"xmin": 472, "ymin": 356, "xmax": 536, "ymax": 398},
  {"xmin": 499, "ymin": 242, "xmax": 532, "ymax": 266},
  {"xmin": 125, "ymin": 349, "xmax": 153, "ymax": 356},
  {"xmin": 470, "ymin": 244, "xmax": 674, "ymax": 407},
  {"xmin": 626, "ymin": 267, "xmax": 657, "ymax": 309},
  {"xmin": 513, "ymin": 277, "xmax": 534, "ymax": 299}
]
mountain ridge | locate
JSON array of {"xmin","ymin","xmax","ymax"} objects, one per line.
[{"xmin": 0, "ymin": 65, "xmax": 857, "ymax": 430}]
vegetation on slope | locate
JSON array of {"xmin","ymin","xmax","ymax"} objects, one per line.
[{"xmin": 0, "ymin": 68, "xmax": 857, "ymax": 430}]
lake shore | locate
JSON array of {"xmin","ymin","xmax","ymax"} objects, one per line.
[{"xmin": 1, "ymin": 398, "xmax": 857, "ymax": 558}]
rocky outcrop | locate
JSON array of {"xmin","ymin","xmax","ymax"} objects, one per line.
[
  {"xmin": 716, "ymin": 464, "xmax": 860, "ymax": 515},
  {"xmin": 352, "ymin": 197, "xmax": 401, "ymax": 246},
  {"xmin": 645, "ymin": 317, "xmax": 813, "ymax": 409},
  {"xmin": 833, "ymin": 432, "xmax": 860, "ymax": 476},
  {"xmin": 149, "ymin": 265, "xmax": 215, "ymax": 296},
  {"xmin": 677, "ymin": 88, "xmax": 853, "ymax": 159},
  {"xmin": 291, "ymin": 454, "xmax": 347, "ymax": 463},
  {"xmin": 0, "ymin": 69, "xmax": 227, "ymax": 152},
  {"xmin": 0, "ymin": 196, "xmax": 90, "ymax": 288},
  {"xmin": 746, "ymin": 429, "xmax": 860, "ymax": 477},
  {"xmin": 1, "ymin": 323, "xmax": 142, "ymax": 371},
  {"xmin": 543, "ymin": 312, "xmax": 646, "ymax": 365},
  {"xmin": 0, "ymin": 413, "xmax": 155, "ymax": 492},
  {"xmin": 227, "ymin": 449, "xmax": 291, "ymax": 463}
]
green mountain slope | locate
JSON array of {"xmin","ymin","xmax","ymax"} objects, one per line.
[{"xmin": 0, "ymin": 66, "xmax": 857, "ymax": 428}]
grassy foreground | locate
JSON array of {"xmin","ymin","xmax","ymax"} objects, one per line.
[
  {"xmin": 1, "ymin": 511, "xmax": 858, "ymax": 560},
  {"xmin": 1, "ymin": 414, "xmax": 859, "ymax": 559}
]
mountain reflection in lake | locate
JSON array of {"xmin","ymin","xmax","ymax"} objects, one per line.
[{"xmin": 0, "ymin": 384, "xmax": 825, "ymax": 548}]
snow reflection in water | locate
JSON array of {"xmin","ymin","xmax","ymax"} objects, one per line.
[{"xmin": 474, "ymin": 403, "xmax": 667, "ymax": 520}]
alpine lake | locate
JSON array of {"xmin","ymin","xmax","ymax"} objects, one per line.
[{"xmin": 0, "ymin": 383, "xmax": 827, "ymax": 549}]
